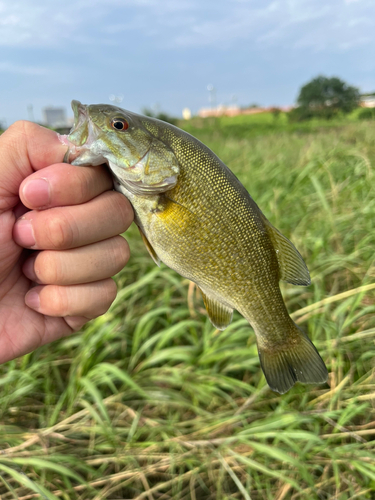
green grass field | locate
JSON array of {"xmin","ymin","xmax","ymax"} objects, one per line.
[{"xmin": 1, "ymin": 113, "xmax": 375, "ymax": 499}]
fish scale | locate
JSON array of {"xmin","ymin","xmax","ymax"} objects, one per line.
[{"xmin": 63, "ymin": 100, "xmax": 328, "ymax": 394}]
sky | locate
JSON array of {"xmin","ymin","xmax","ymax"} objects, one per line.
[{"xmin": 0, "ymin": 0, "xmax": 374, "ymax": 126}]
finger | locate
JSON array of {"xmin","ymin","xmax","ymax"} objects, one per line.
[
  {"xmin": 63, "ymin": 316, "xmax": 94, "ymax": 332},
  {"xmin": 23, "ymin": 236, "xmax": 130, "ymax": 285},
  {"xmin": 13, "ymin": 190, "xmax": 133, "ymax": 250},
  {"xmin": 25, "ymin": 279, "xmax": 117, "ymax": 318},
  {"xmin": 19, "ymin": 163, "xmax": 113, "ymax": 210},
  {"xmin": 0, "ymin": 121, "xmax": 68, "ymax": 211}
]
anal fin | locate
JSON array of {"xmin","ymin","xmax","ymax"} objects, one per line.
[
  {"xmin": 138, "ymin": 227, "xmax": 161, "ymax": 267},
  {"xmin": 199, "ymin": 288, "xmax": 233, "ymax": 331}
]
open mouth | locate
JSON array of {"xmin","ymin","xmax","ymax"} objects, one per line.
[
  {"xmin": 68, "ymin": 101, "xmax": 91, "ymax": 147},
  {"xmin": 60, "ymin": 101, "xmax": 102, "ymax": 164}
]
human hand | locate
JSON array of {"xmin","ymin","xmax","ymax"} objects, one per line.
[{"xmin": 0, "ymin": 121, "xmax": 133, "ymax": 363}]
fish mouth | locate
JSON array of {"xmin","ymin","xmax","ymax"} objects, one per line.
[
  {"xmin": 70, "ymin": 100, "xmax": 88, "ymax": 137},
  {"xmin": 69, "ymin": 100, "xmax": 96, "ymax": 147},
  {"xmin": 60, "ymin": 100, "xmax": 102, "ymax": 164}
]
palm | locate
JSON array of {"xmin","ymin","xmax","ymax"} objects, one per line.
[{"xmin": 0, "ymin": 210, "xmax": 70, "ymax": 362}]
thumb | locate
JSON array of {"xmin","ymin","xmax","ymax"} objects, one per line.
[{"xmin": 0, "ymin": 121, "xmax": 68, "ymax": 213}]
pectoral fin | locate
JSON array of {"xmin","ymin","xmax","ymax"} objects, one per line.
[
  {"xmin": 199, "ymin": 288, "xmax": 233, "ymax": 330},
  {"xmin": 260, "ymin": 213, "xmax": 311, "ymax": 286},
  {"xmin": 138, "ymin": 227, "xmax": 161, "ymax": 267}
]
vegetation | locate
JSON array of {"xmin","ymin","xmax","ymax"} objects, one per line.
[
  {"xmin": 182, "ymin": 109, "xmax": 362, "ymax": 142},
  {"xmin": 359, "ymin": 108, "xmax": 375, "ymax": 121},
  {"xmin": 1, "ymin": 112, "xmax": 375, "ymax": 499},
  {"xmin": 291, "ymin": 76, "xmax": 361, "ymax": 121}
]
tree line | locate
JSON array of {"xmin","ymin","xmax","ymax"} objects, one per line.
[{"xmin": 290, "ymin": 75, "xmax": 374, "ymax": 122}]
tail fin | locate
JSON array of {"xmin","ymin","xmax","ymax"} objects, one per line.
[{"xmin": 258, "ymin": 326, "xmax": 328, "ymax": 394}]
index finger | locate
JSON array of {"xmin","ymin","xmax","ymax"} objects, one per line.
[{"xmin": 0, "ymin": 121, "xmax": 67, "ymax": 211}]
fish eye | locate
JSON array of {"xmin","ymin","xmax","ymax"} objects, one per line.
[{"xmin": 111, "ymin": 118, "xmax": 129, "ymax": 131}]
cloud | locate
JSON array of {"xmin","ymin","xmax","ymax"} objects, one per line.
[
  {"xmin": 0, "ymin": 0, "xmax": 197, "ymax": 47},
  {"xmin": 255, "ymin": 0, "xmax": 375, "ymax": 52},
  {"xmin": 0, "ymin": 0, "xmax": 374, "ymax": 53}
]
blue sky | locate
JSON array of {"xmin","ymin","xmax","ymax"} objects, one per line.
[{"xmin": 1, "ymin": 0, "xmax": 374, "ymax": 125}]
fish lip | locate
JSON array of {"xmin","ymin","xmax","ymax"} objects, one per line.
[
  {"xmin": 64, "ymin": 100, "xmax": 103, "ymax": 164},
  {"xmin": 68, "ymin": 100, "xmax": 94, "ymax": 147},
  {"xmin": 71, "ymin": 100, "xmax": 87, "ymax": 123}
]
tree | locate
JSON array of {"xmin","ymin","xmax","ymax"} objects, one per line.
[
  {"xmin": 295, "ymin": 76, "xmax": 360, "ymax": 119},
  {"xmin": 358, "ymin": 107, "xmax": 375, "ymax": 120}
]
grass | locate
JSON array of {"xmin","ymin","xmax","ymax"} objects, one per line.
[
  {"xmin": 1, "ymin": 115, "xmax": 375, "ymax": 499},
  {"xmin": 181, "ymin": 109, "xmax": 365, "ymax": 142}
]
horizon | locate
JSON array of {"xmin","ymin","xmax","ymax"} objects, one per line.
[{"xmin": 1, "ymin": 0, "xmax": 374, "ymax": 127}]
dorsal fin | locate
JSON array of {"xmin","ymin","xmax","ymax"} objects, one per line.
[
  {"xmin": 199, "ymin": 288, "xmax": 233, "ymax": 330},
  {"xmin": 260, "ymin": 213, "xmax": 311, "ymax": 286},
  {"xmin": 138, "ymin": 227, "xmax": 161, "ymax": 267}
]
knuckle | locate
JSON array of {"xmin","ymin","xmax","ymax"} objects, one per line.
[
  {"xmin": 8, "ymin": 120, "xmax": 30, "ymax": 135},
  {"xmin": 44, "ymin": 213, "xmax": 74, "ymax": 249},
  {"xmin": 1, "ymin": 122, "xmax": 29, "ymax": 161},
  {"xmin": 7, "ymin": 121, "xmax": 39, "ymax": 147},
  {"xmin": 7, "ymin": 121, "xmax": 21, "ymax": 135}
]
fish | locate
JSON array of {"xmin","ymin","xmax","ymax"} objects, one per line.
[{"xmin": 61, "ymin": 100, "xmax": 328, "ymax": 394}]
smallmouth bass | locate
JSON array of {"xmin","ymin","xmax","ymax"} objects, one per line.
[{"xmin": 61, "ymin": 100, "xmax": 328, "ymax": 394}]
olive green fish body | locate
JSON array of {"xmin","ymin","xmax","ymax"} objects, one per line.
[
  {"xmin": 63, "ymin": 101, "xmax": 328, "ymax": 394},
  {"xmin": 127, "ymin": 132, "xmax": 283, "ymax": 321}
]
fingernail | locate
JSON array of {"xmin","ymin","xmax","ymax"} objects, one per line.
[
  {"xmin": 22, "ymin": 255, "xmax": 38, "ymax": 282},
  {"xmin": 22, "ymin": 178, "xmax": 50, "ymax": 208},
  {"xmin": 14, "ymin": 219, "xmax": 36, "ymax": 247},
  {"xmin": 25, "ymin": 290, "xmax": 40, "ymax": 310}
]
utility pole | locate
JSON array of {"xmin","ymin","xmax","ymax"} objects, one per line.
[
  {"xmin": 27, "ymin": 105, "xmax": 35, "ymax": 122},
  {"xmin": 207, "ymin": 84, "xmax": 216, "ymax": 109}
]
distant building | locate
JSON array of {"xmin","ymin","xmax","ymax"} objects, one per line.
[
  {"xmin": 198, "ymin": 105, "xmax": 292, "ymax": 118},
  {"xmin": 361, "ymin": 94, "xmax": 375, "ymax": 108},
  {"xmin": 182, "ymin": 108, "xmax": 192, "ymax": 120},
  {"xmin": 43, "ymin": 106, "xmax": 68, "ymax": 128},
  {"xmin": 198, "ymin": 105, "xmax": 241, "ymax": 118}
]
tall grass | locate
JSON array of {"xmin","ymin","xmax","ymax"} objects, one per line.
[{"xmin": 1, "ymin": 118, "xmax": 375, "ymax": 499}]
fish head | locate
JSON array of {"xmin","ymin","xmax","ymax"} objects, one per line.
[{"xmin": 62, "ymin": 100, "xmax": 180, "ymax": 195}]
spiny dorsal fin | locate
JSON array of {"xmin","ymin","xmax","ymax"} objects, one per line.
[
  {"xmin": 138, "ymin": 227, "xmax": 161, "ymax": 267},
  {"xmin": 199, "ymin": 288, "xmax": 233, "ymax": 331},
  {"xmin": 260, "ymin": 213, "xmax": 311, "ymax": 286},
  {"xmin": 257, "ymin": 325, "xmax": 328, "ymax": 394}
]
